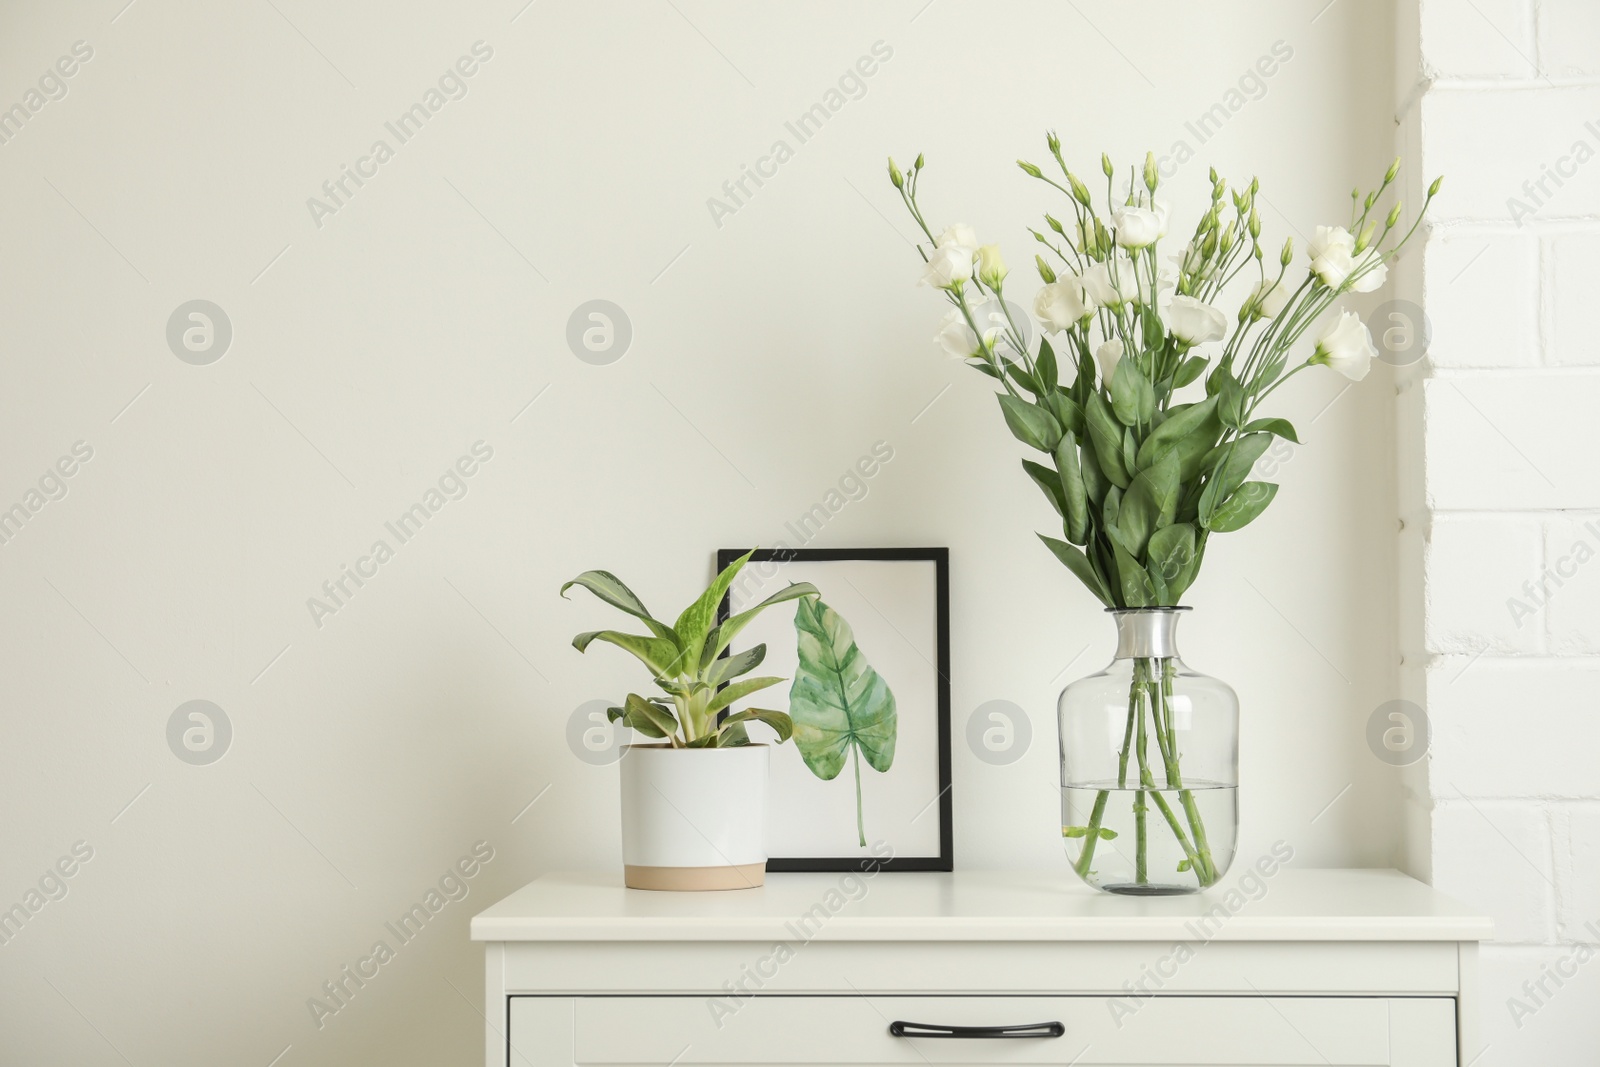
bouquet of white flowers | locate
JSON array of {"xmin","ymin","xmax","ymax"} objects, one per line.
[{"xmin": 889, "ymin": 137, "xmax": 1439, "ymax": 887}]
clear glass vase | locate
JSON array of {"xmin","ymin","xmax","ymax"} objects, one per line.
[{"xmin": 1058, "ymin": 608, "xmax": 1238, "ymax": 894}]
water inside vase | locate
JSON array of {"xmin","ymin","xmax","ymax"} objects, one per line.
[{"xmin": 1061, "ymin": 781, "xmax": 1238, "ymax": 894}]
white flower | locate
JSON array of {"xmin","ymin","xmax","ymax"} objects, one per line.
[
  {"xmin": 1033, "ymin": 277, "xmax": 1093, "ymax": 333},
  {"xmin": 1173, "ymin": 240, "xmax": 1207, "ymax": 277},
  {"xmin": 1249, "ymin": 278, "xmax": 1291, "ymax": 319},
  {"xmin": 933, "ymin": 310, "xmax": 978, "ymax": 359},
  {"xmin": 1113, "ymin": 202, "xmax": 1167, "ymax": 248},
  {"xmin": 1082, "ymin": 258, "xmax": 1140, "ymax": 306},
  {"xmin": 1095, "ymin": 339, "xmax": 1124, "ymax": 388},
  {"xmin": 976, "ymin": 244, "xmax": 1008, "ymax": 288},
  {"xmin": 936, "ymin": 223, "xmax": 978, "ymax": 249},
  {"xmin": 921, "ymin": 243, "xmax": 974, "ymax": 289},
  {"xmin": 1167, "ymin": 295, "xmax": 1228, "ymax": 346},
  {"xmin": 1347, "ymin": 248, "xmax": 1388, "ymax": 293},
  {"xmin": 1312, "ymin": 311, "xmax": 1377, "ymax": 381},
  {"xmin": 933, "ymin": 308, "xmax": 1002, "ymax": 360},
  {"xmin": 1308, "ymin": 225, "xmax": 1356, "ymax": 289}
]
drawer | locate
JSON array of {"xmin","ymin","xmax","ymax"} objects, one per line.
[{"xmin": 509, "ymin": 994, "xmax": 1455, "ymax": 1067}]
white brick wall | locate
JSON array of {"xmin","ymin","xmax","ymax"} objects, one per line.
[{"xmin": 1412, "ymin": 2, "xmax": 1600, "ymax": 1062}]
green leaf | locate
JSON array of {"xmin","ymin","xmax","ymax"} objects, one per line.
[
  {"xmin": 1136, "ymin": 396, "xmax": 1217, "ymax": 472},
  {"xmin": 1005, "ymin": 360, "xmax": 1043, "ymax": 396},
  {"xmin": 1177, "ymin": 858, "xmax": 1193, "ymax": 873},
  {"xmin": 1242, "ymin": 417, "xmax": 1300, "ymax": 444},
  {"xmin": 997, "ymin": 393, "xmax": 1062, "ymax": 452},
  {"xmin": 561, "ymin": 570, "xmax": 680, "ymax": 645},
  {"xmin": 707, "ymin": 644, "xmax": 766, "ymax": 686},
  {"xmin": 711, "ymin": 582, "xmax": 820, "ymax": 659},
  {"xmin": 1102, "ymin": 484, "xmax": 1122, "ymax": 530},
  {"xmin": 1062, "ymin": 825, "xmax": 1091, "ymax": 838},
  {"xmin": 1039, "ymin": 534, "xmax": 1114, "ymax": 607},
  {"xmin": 1172, "ymin": 355, "xmax": 1208, "ymax": 388},
  {"xmin": 790, "ymin": 598, "xmax": 897, "ymax": 847},
  {"xmin": 719, "ymin": 708, "xmax": 793, "ymax": 744},
  {"xmin": 1078, "ymin": 432, "xmax": 1109, "ymax": 504},
  {"xmin": 1116, "ymin": 451, "xmax": 1180, "ymax": 557},
  {"xmin": 1198, "ymin": 433, "xmax": 1272, "ymax": 528},
  {"xmin": 1209, "ymin": 481, "xmax": 1280, "ymax": 532},
  {"xmin": 1110, "ymin": 358, "xmax": 1157, "ymax": 427},
  {"xmin": 1043, "ymin": 391, "xmax": 1085, "ymax": 436},
  {"xmin": 672, "ymin": 550, "xmax": 754, "ymax": 676},
  {"xmin": 1036, "ymin": 337, "xmax": 1058, "ymax": 392},
  {"xmin": 1110, "ymin": 539, "xmax": 1158, "ymax": 607},
  {"xmin": 1217, "ymin": 370, "xmax": 1245, "ymax": 430},
  {"xmin": 1023, "ymin": 459, "xmax": 1065, "ymax": 516},
  {"xmin": 1056, "ymin": 433, "xmax": 1089, "ymax": 544},
  {"xmin": 1145, "ymin": 522, "xmax": 1196, "ymax": 593},
  {"xmin": 609, "ymin": 693, "xmax": 679, "ymax": 741},
  {"xmin": 706, "ymin": 675, "xmax": 784, "ymax": 715},
  {"xmin": 572, "ymin": 630, "xmax": 681, "ymax": 678},
  {"xmin": 1099, "ymin": 827, "xmax": 1118, "ymax": 840},
  {"xmin": 1084, "ymin": 392, "xmax": 1132, "ymax": 489}
]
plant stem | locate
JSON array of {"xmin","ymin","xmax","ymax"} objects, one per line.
[
  {"xmin": 1133, "ymin": 660, "xmax": 1150, "ymax": 885},
  {"xmin": 852, "ymin": 743, "xmax": 865, "ymax": 848}
]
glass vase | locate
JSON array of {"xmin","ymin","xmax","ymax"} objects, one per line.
[{"xmin": 1058, "ymin": 608, "xmax": 1238, "ymax": 894}]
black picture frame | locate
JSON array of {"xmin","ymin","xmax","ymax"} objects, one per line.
[{"xmin": 716, "ymin": 547, "xmax": 952, "ymax": 872}]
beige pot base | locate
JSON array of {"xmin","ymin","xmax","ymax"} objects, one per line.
[{"xmin": 624, "ymin": 863, "xmax": 766, "ymax": 891}]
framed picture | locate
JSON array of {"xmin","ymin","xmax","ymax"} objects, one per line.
[{"xmin": 716, "ymin": 547, "xmax": 952, "ymax": 872}]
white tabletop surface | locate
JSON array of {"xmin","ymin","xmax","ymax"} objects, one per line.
[{"xmin": 470, "ymin": 869, "xmax": 1492, "ymax": 943}]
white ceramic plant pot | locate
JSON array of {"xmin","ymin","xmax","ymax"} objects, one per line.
[{"xmin": 619, "ymin": 743, "xmax": 768, "ymax": 891}]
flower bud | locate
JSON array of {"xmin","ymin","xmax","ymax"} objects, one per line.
[
  {"xmin": 1046, "ymin": 130, "xmax": 1061, "ymax": 155},
  {"xmin": 977, "ymin": 244, "xmax": 1008, "ymax": 288},
  {"xmin": 1280, "ymin": 237, "xmax": 1294, "ymax": 267},
  {"xmin": 1101, "ymin": 153, "xmax": 1114, "ymax": 178},
  {"xmin": 1209, "ymin": 166, "xmax": 1219, "ymax": 184},
  {"xmin": 1364, "ymin": 190, "xmax": 1378, "ymax": 211},
  {"xmin": 1069, "ymin": 173, "xmax": 1092, "ymax": 206},
  {"xmin": 1044, "ymin": 213, "xmax": 1064, "ymax": 235},
  {"xmin": 888, "ymin": 157, "xmax": 903, "ymax": 189},
  {"xmin": 1144, "ymin": 151, "xmax": 1158, "ymax": 192},
  {"xmin": 1386, "ymin": 201, "xmax": 1404, "ymax": 228},
  {"xmin": 1035, "ymin": 255, "xmax": 1056, "ymax": 284},
  {"xmin": 1219, "ymin": 223, "xmax": 1236, "ymax": 254},
  {"xmin": 1248, "ymin": 209, "xmax": 1261, "ymax": 239},
  {"xmin": 1354, "ymin": 220, "xmax": 1377, "ymax": 253},
  {"xmin": 1250, "ymin": 176, "xmax": 1260, "ymax": 194},
  {"xmin": 1018, "ymin": 159, "xmax": 1043, "ymax": 178},
  {"xmin": 1385, "ymin": 157, "xmax": 1401, "ymax": 183},
  {"xmin": 1429, "ymin": 175, "xmax": 1444, "ymax": 197}
]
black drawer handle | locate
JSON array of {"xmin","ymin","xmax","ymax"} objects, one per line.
[{"xmin": 889, "ymin": 1020, "xmax": 1065, "ymax": 1039}]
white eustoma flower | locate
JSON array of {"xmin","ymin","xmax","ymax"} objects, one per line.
[
  {"xmin": 933, "ymin": 307, "xmax": 1005, "ymax": 359},
  {"xmin": 933, "ymin": 309, "xmax": 980, "ymax": 359},
  {"xmin": 1168, "ymin": 295, "xmax": 1228, "ymax": 345},
  {"xmin": 1347, "ymin": 248, "xmax": 1388, "ymax": 293},
  {"xmin": 1113, "ymin": 204, "xmax": 1163, "ymax": 248},
  {"xmin": 1082, "ymin": 258, "xmax": 1140, "ymax": 306},
  {"xmin": 1033, "ymin": 277, "xmax": 1093, "ymax": 333},
  {"xmin": 1249, "ymin": 278, "xmax": 1291, "ymax": 319},
  {"xmin": 1311, "ymin": 311, "xmax": 1377, "ymax": 381},
  {"xmin": 976, "ymin": 244, "xmax": 1008, "ymax": 288},
  {"xmin": 936, "ymin": 223, "xmax": 979, "ymax": 249},
  {"xmin": 1308, "ymin": 225, "xmax": 1356, "ymax": 289},
  {"xmin": 1173, "ymin": 240, "xmax": 1207, "ymax": 277},
  {"xmin": 921, "ymin": 243, "xmax": 974, "ymax": 289},
  {"xmin": 1095, "ymin": 339, "xmax": 1125, "ymax": 387}
]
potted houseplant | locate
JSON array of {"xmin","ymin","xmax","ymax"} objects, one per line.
[
  {"xmin": 886, "ymin": 140, "xmax": 1438, "ymax": 893},
  {"xmin": 562, "ymin": 549, "xmax": 894, "ymax": 890}
]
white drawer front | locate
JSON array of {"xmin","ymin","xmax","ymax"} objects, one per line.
[{"xmin": 509, "ymin": 995, "xmax": 1455, "ymax": 1067}]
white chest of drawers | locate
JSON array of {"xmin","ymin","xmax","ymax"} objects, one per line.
[{"xmin": 471, "ymin": 869, "xmax": 1489, "ymax": 1067}]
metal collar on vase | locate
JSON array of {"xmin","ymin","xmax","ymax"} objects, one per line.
[{"xmin": 1108, "ymin": 606, "xmax": 1189, "ymax": 660}]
